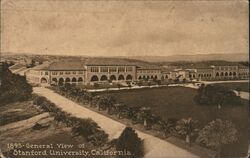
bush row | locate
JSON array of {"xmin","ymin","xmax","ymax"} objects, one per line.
[{"xmin": 33, "ymin": 95, "xmax": 109, "ymax": 146}]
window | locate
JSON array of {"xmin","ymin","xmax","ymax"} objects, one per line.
[
  {"xmin": 52, "ymin": 71, "xmax": 57, "ymax": 75},
  {"xmin": 72, "ymin": 71, "xmax": 76, "ymax": 74},
  {"xmin": 109, "ymin": 67, "xmax": 117, "ymax": 72},
  {"xmin": 65, "ymin": 71, "xmax": 71, "ymax": 75},
  {"xmin": 100, "ymin": 66, "xmax": 108, "ymax": 72},
  {"xmin": 90, "ymin": 66, "xmax": 99, "ymax": 72},
  {"xmin": 60, "ymin": 72, "xmax": 63, "ymax": 75},
  {"xmin": 118, "ymin": 66, "xmax": 125, "ymax": 72},
  {"xmin": 126, "ymin": 66, "xmax": 133, "ymax": 72},
  {"xmin": 45, "ymin": 72, "xmax": 48, "ymax": 75},
  {"xmin": 78, "ymin": 71, "xmax": 83, "ymax": 74}
]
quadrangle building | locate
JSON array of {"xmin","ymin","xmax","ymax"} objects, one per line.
[{"xmin": 24, "ymin": 59, "xmax": 249, "ymax": 86}]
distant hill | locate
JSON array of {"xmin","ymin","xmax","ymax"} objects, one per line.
[{"xmin": 127, "ymin": 53, "xmax": 249, "ymax": 62}]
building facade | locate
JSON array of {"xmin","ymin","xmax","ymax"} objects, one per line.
[{"xmin": 25, "ymin": 60, "xmax": 249, "ymax": 86}]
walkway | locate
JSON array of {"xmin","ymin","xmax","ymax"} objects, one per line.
[{"xmin": 33, "ymin": 87, "xmax": 199, "ymax": 158}]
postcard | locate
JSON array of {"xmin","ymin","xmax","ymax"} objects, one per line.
[{"xmin": 0, "ymin": 0, "xmax": 249, "ymax": 158}]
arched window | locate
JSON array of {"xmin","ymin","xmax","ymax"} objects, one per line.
[
  {"xmin": 233, "ymin": 72, "xmax": 236, "ymax": 76},
  {"xmin": 110, "ymin": 75, "xmax": 116, "ymax": 81},
  {"xmin": 52, "ymin": 78, "xmax": 57, "ymax": 83},
  {"xmin": 100, "ymin": 75, "xmax": 108, "ymax": 81},
  {"xmin": 59, "ymin": 78, "xmax": 64, "ymax": 83},
  {"xmin": 138, "ymin": 76, "xmax": 142, "ymax": 80},
  {"xmin": 78, "ymin": 77, "xmax": 83, "ymax": 82},
  {"xmin": 229, "ymin": 72, "xmax": 232, "ymax": 76},
  {"xmin": 126, "ymin": 75, "xmax": 133, "ymax": 81},
  {"xmin": 118, "ymin": 75, "xmax": 125, "ymax": 80},
  {"xmin": 72, "ymin": 77, "xmax": 77, "ymax": 82},
  {"xmin": 216, "ymin": 72, "xmax": 219, "ymax": 76},
  {"xmin": 151, "ymin": 75, "xmax": 154, "ymax": 79},
  {"xmin": 220, "ymin": 72, "xmax": 224, "ymax": 76},
  {"xmin": 91, "ymin": 75, "xmax": 99, "ymax": 82},
  {"xmin": 65, "ymin": 78, "xmax": 70, "ymax": 83},
  {"xmin": 165, "ymin": 75, "xmax": 168, "ymax": 79},
  {"xmin": 154, "ymin": 75, "xmax": 157, "ymax": 79},
  {"xmin": 225, "ymin": 72, "xmax": 228, "ymax": 76},
  {"xmin": 41, "ymin": 78, "xmax": 47, "ymax": 83}
]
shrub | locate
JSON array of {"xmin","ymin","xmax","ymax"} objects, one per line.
[
  {"xmin": 115, "ymin": 127, "xmax": 144, "ymax": 158},
  {"xmin": 196, "ymin": 119, "xmax": 238, "ymax": 158}
]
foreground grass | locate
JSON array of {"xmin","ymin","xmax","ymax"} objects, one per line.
[
  {"xmin": 0, "ymin": 99, "xmax": 113, "ymax": 158},
  {"xmin": 95, "ymin": 87, "xmax": 248, "ymax": 158},
  {"xmin": 0, "ymin": 100, "xmax": 42, "ymax": 126},
  {"xmin": 213, "ymin": 82, "xmax": 249, "ymax": 92}
]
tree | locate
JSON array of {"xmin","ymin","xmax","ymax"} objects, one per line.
[
  {"xmin": 196, "ymin": 119, "xmax": 238, "ymax": 158},
  {"xmin": 0, "ymin": 63, "xmax": 32, "ymax": 105},
  {"xmin": 115, "ymin": 127, "xmax": 144, "ymax": 158},
  {"xmin": 194, "ymin": 84, "xmax": 241, "ymax": 108},
  {"xmin": 176, "ymin": 117, "xmax": 198, "ymax": 147}
]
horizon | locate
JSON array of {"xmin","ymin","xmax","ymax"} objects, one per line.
[{"xmin": 1, "ymin": 0, "xmax": 248, "ymax": 57}]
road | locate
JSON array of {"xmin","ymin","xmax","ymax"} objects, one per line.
[{"xmin": 33, "ymin": 87, "xmax": 199, "ymax": 158}]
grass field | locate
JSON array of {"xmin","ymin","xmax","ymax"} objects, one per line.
[
  {"xmin": 213, "ymin": 82, "xmax": 249, "ymax": 92},
  {"xmin": 95, "ymin": 87, "xmax": 249, "ymax": 157}
]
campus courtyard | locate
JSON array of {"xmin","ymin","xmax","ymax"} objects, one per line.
[{"xmin": 95, "ymin": 86, "xmax": 249, "ymax": 157}]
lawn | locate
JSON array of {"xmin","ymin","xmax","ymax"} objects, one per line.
[
  {"xmin": 95, "ymin": 86, "xmax": 249, "ymax": 158},
  {"xmin": 213, "ymin": 82, "xmax": 249, "ymax": 92}
]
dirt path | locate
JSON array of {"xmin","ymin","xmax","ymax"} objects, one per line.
[{"xmin": 33, "ymin": 87, "xmax": 199, "ymax": 158}]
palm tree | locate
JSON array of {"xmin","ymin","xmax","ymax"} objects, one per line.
[
  {"xmin": 160, "ymin": 118, "xmax": 178, "ymax": 138},
  {"xmin": 176, "ymin": 117, "xmax": 198, "ymax": 147},
  {"xmin": 140, "ymin": 107, "xmax": 152, "ymax": 130},
  {"xmin": 196, "ymin": 119, "xmax": 238, "ymax": 158}
]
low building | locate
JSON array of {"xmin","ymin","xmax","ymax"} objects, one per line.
[
  {"xmin": 213, "ymin": 65, "xmax": 239, "ymax": 80},
  {"xmin": 238, "ymin": 66, "xmax": 249, "ymax": 79},
  {"xmin": 137, "ymin": 66, "xmax": 161, "ymax": 81},
  {"xmin": 84, "ymin": 58, "xmax": 137, "ymax": 84}
]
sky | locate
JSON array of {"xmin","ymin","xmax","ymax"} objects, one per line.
[{"xmin": 1, "ymin": 0, "xmax": 249, "ymax": 56}]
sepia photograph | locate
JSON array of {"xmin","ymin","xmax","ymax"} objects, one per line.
[{"xmin": 0, "ymin": 0, "xmax": 249, "ymax": 158}]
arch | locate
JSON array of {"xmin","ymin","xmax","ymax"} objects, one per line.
[
  {"xmin": 225, "ymin": 72, "xmax": 228, "ymax": 76},
  {"xmin": 147, "ymin": 76, "xmax": 150, "ymax": 79},
  {"xmin": 59, "ymin": 78, "xmax": 64, "ymax": 83},
  {"xmin": 91, "ymin": 75, "xmax": 99, "ymax": 82},
  {"xmin": 100, "ymin": 75, "xmax": 108, "ymax": 81},
  {"xmin": 126, "ymin": 74, "xmax": 133, "ymax": 80},
  {"xmin": 151, "ymin": 75, "xmax": 154, "ymax": 79},
  {"xmin": 72, "ymin": 77, "xmax": 77, "ymax": 82},
  {"xmin": 216, "ymin": 72, "xmax": 219, "ymax": 76},
  {"xmin": 154, "ymin": 75, "xmax": 157, "ymax": 79},
  {"xmin": 118, "ymin": 75, "xmax": 125, "ymax": 80},
  {"xmin": 65, "ymin": 78, "xmax": 70, "ymax": 83},
  {"xmin": 78, "ymin": 77, "xmax": 83, "ymax": 82},
  {"xmin": 40, "ymin": 78, "xmax": 47, "ymax": 83},
  {"xmin": 110, "ymin": 75, "xmax": 116, "ymax": 81},
  {"xmin": 143, "ymin": 76, "xmax": 146, "ymax": 79},
  {"xmin": 193, "ymin": 74, "xmax": 195, "ymax": 78},
  {"xmin": 233, "ymin": 72, "xmax": 236, "ymax": 76},
  {"xmin": 220, "ymin": 72, "xmax": 224, "ymax": 76},
  {"xmin": 52, "ymin": 78, "xmax": 57, "ymax": 83},
  {"xmin": 229, "ymin": 72, "xmax": 232, "ymax": 76},
  {"xmin": 165, "ymin": 75, "xmax": 168, "ymax": 79},
  {"xmin": 138, "ymin": 76, "xmax": 142, "ymax": 80}
]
